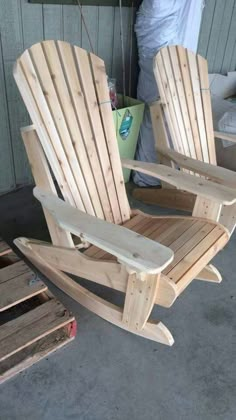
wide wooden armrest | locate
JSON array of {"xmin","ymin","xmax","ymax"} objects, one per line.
[
  {"xmin": 214, "ymin": 131, "xmax": 236, "ymax": 144},
  {"xmin": 121, "ymin": 159, "xmax": 236, "ymax": 205},
  {"xmin": 34, "ymin": 187, "xmax": 174, "ymax": 274},
  {"xmin": 156, "ymin": 146, "xmax": 236, "ymax": 188}
]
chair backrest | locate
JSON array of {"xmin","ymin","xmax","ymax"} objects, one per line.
[
  {"xmin": 14, "ymin": 40, "xmax": 130, "ymax": 225},
  {"xmin": 154, "ymin": 45, "xmax": 217, "ymax": 165}
]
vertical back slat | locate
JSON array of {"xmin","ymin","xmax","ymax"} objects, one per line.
[
  {"xmin": 168, "ymin": 46, "xmax": 197, "ymax": 159},
  {"xmin": 89, "ymin": 52, "xmax": 130, "ymax": 222},
  {"xmin": 29, "ymin": 43, "xmax": 94, "ymax": 213},
  {"xmin": 155, "ymin": 45, "xmax": 217, "ymax": 171},
  {"xmin": 73, "ymin": 46, "xmax": 121, "ymax": 223},
  {"xmin": 176, "ymin": 46, "xmax": 204, "ymax": 161},
  {"xmin": 14, "ymin": 40, "xmax": 131, "ymax": 225},
  {"xmin": 14, "ymin": 57, "xmax": 77, "ymax": 208},
  {"xmin": 154, "ymin": 55, "xmax": 182, "ymax": 153},
  {"xmin": 160, "ymin": 48, "xmax": 191, "ymax": 158},
  {"xmin": 42, "ymin": 41, "xmax": 104, "ymax": 219},
  {"xmin": 197, "ymin": 54, "xmax": 217, "ymax": 165},
  {"xmin": 187, "ymin": 50, "xmax": 210, "ymax": 163},
  {"xmin": 57, "ymin": 41, "xmax": 113, "ymax": 220}
]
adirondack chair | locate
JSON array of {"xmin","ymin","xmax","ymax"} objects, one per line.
[
  {"xmin": 13, "ymin": 41, "xmax": 236, "ymax": 346},
  {"xmin": 133, "ymin": 45, "xmax": 236, "ymax": 219}
]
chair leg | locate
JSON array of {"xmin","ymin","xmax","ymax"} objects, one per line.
[
  {"xmin": 195, "ymin": 264, "xmax": 222, "ymax": 283},
  {"xmin": 15, "ymin": 237, "xmax": 174, "ymax": 346},
  {"xmin": 123, "ymin": 272, "xmax": 160, "ymax": 330}
]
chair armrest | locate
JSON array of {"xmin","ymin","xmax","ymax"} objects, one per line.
[
  {"xmin": 34, "ymin": 187, "xmax": 174, "ymax": 274},
  {"xmin": 156, "ymin": 146, "xmax": 236, "ymax": 188},
  {"xmin": 121, "ymin": 159, "xmax": 236, "ymax": 205},
  {"xmin": 214, "ymin": 131, "xmax": 236, "ymax": 144}
]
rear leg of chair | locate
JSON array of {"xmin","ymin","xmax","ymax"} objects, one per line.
[{"xmin": 195, "ymin": 264, "xmax": 222, "ymax": 283}]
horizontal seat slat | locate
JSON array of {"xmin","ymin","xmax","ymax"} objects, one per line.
[{"xmin": 84, "ymin": 216, "xmax": 228, "ymax": 287}]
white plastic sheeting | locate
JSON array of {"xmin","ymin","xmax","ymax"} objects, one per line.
[{"xmin": 133, "ymin": 0, "xmax": 204, "ymax": 186}]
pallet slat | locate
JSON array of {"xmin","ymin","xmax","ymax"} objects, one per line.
[
  {"xmin": 0, "ymin": 271, "xmax": 47, "ymax": 312},
  {"xmin": 0, "ymin": 240, "xmax": 11, "ymax": 257},
  {"xmin": 0, "ymin": 260, "xmax": 31, "ymax": 284},
  {"xmin": 0, "ymin": 299, "xmax": 74, "ymax": 362},
  {"xmin": 0, "ymin": 240, "xmax": 76, "ymax": 383}
]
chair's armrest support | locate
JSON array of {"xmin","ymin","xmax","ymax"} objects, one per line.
[
  {"xmin": 156, "ymin": 146, "xmax": 236, "ymax": 188},
  {"xmin": 33, "ymin": 187, "xmax": 174, "ymax": 274},
  {"xmin": 121, "ymin": 159, "xmax": 236, "ymax": 205},
  {"xmin": 214, "ymin": 131, "xmax": 236, "ymax": 144}
]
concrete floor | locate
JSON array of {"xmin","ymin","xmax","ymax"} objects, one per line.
[{"xmin": 0, "ymin": 186, "xmax": 236, "ymax": 420}]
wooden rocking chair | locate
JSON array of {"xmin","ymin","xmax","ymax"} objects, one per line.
[
  {"xmin": 133, "ymin": 45, "xmax": 236, "ymax": 221},
  {"xmin": 13, "ymin": 41, "xmax": 236, "ymax": 346}
]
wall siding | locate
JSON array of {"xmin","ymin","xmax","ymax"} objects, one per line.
[
  {"xmin": 0, "ymin": 0, "xmax": 137, "ymax": 194},
  {"xmin": 198, "ymin": 0, "xmax": 236, "ymax": 74},
  {"xmin": 1, "ymin": 0, "xmax": 236, "ymax": 194}
]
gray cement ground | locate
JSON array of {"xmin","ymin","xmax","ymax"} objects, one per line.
[{"xmin": 0, "ymin": 186, "xmax": 236, "ymax": 420}]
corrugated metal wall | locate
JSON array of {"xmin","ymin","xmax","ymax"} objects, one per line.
[
  {"xmin": 0, "ymin": 0, "xmax": 137, "ymax": 194},
  {"xmin": 198, "ymin": 0, "xmax": 236, "ymax": 73}
]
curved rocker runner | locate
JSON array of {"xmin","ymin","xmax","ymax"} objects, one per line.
[{"xmin": 13, "ymin": 41, "xmax": 236, "ymax": 345}]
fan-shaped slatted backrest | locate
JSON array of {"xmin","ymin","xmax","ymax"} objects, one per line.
[
  {"xmin": 154, "ymin": 45, "xmax": 217, "ymax": 165},
  {"xmin": 14, "ymin": 40, "xmax": 130, "ymax": 225}
]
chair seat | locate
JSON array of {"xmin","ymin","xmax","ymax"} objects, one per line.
[{"xmin": 84, "ymin": 214, "xmax": 229, "ymax": 291}]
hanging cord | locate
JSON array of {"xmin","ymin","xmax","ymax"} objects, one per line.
[
  {"xmin": 119, "ymin": 0, "xmax": 126, "ymax": 105},
  {"xmin": 76, "ymin": 0, "xmax": 95, "ymax": 53},
  {"xmin": 128, "ymin": 0, "xmax": 134, "ymax": 97}
]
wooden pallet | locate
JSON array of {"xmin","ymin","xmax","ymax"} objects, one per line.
[{"xmin": 0, "ymin": 238, "xmax": 77, "ymax": 384}]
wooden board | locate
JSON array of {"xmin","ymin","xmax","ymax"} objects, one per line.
[
  {"xmin": 34, "ymin": 187, "xmax": 174, "ymax": 274},
  {"xmin": 0, "ymin": 240, "xmax": 11, "ymax": 257},
  {"xmin": 84, "ymin": 215, "xmax": 228, "ymax": 295},
  {"xmin": 14, "ymin": 40, "xmax": 131, "ymax": 224},
  {"xmin": 132, "ymin": 188, "xmax": 195, "ymax": 212},
  {"xmin": 0, "ymin": 239, "xmax": 76, "ymax": 383},
  {"xmin": 0, "ymin": 2, "xmax": 137, "ymax": 195},
  {"xmin": 154, "ymin": 45, "xmax": 217, "ymax": 166}
]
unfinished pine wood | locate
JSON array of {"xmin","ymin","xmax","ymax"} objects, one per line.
[
  {"xmin": 0, "ymin": 328, "xmax": 74, "ymax": 384},
  {"xmin": 22, "ymin": 239, "xmax": 178, "ymax": 309},
  {"xmin": 22, "ymin": 126, "xmax": 74, "ymax": 248},
  {"xmin": 121, "ymin": 159, "xmax": 236, "ymax": 205},
  {"xmin": 0, "ymin": 260, "xmax": 30, "ymax": 283},
  {"xmin": 197, "ymin": 54, "xmax": 216, "ymax": 164},
  {"xmin": 149, "ymin": 100, "xmax": 173, "ymax": 189},
  {"xmin": 156, "ymin": 146, "xmax": 236, "ymax": 188},
  {"xmin": 151, "ymin": 45, "xmax": 236, "ymax": 233},
  {"xmin": 192, "ymin": 196, "xmax": 222, "ymax": 222},
  {"xmin": 14, "ymin": 40, "xmax": 130, "ymax": 224},
  {"xmin": 219, "ymin": 204, "xmax": 236, "ymax": 235},
  {"xmin": 84, "ymin": 215, "xmax": 228, "ymax": 296},
  {"xmin": 0, "ymin": 243, "xmax": 76, "ymax": 382},
  {"xmin": 195, "ymin": 264, "xmax": 222, "ymax": 283},
  {"xmin": 0, "ymin": 271, "xmax": 47, "ymax": 312},
  {"xmin": 0, "ymin": 240, "xmax": 11, "ymax": 257},
  {"xmin": 214, "ymin": 131, "xmax": 236, "ymax": 143},
  {"xmin": 154, "ymin": 45, "xmax": 216, "ymax": 164},
  {"xmin": 0, "ymin": 299, "xmax": 74, "ymax": 362},
  {"xmin": 14, "ymin": 42, "xmax": 234, "ymax": 345},
  {"xmin": 15, "ymin": 237, "xmax": 174, "ymax": 346},
  {"xmin": 132, "ymin": 188, "xmax": 195, "ymax": 212},
  {"xmin": 123, "ymin": 273, "xmax": 160, "ymax": 330},
  {"xmin": 33, "ymin": 187, "xmax": 174, "ymax": 274}
]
